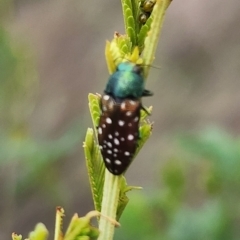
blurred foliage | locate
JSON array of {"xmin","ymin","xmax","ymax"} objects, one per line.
[
  {"xmin": 0, "ymin": 4, "xmax": 82, "ymax": 210},
  {"xmin": 0, "ymin": 26, "xmax": 37, "ymax": 131},
  {"xmin": 0, "ymin": 0, "xmax": 12, "ymax": 20},
  {"xmin": 115, "ymin": 127, "xmax": 240, "ymax": 240},
  {"xmin": 0, "ymin": 122, "xmax": 83, "ymax": 197}
]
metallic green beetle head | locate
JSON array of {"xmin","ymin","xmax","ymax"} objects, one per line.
[{"xmin": 105, "ymin": 62, "xmax": 152, "ymax": 100}]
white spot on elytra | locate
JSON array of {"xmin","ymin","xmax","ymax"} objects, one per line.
[
  {"xmin": 114, "ymin": 138, "xmax": 120, "ymax": 145},
  {"xmin": 108, "ymin": 101, "xmax": 114, "ymax": 109},
  {"xmin": 106, "ymin": 117, "xmax": 112, "ymax": 124},
  {"xmin": 103, "ymin": 95, "xmax": 110, "ymax": 101},
  {"xmin": 128, "ymin": 123, "xmax": 132, "ymax": 127},
  {"xmin": 107, "ymin": 142, "xmax": 112, "ymax": 148},
  {"xmin": 124, "ymin": 151, "xmax": 130, "ymax": 156},
  {"xmin": 98, "ymin": 127, "xmax": 102, "ymax": 134},
  {"xmin": 121, "ymin": 102, "xmax": 126, "ymax": 109},
  {"xmin": 99, "ymin": 145, "xmax": 103, "ymax": 150},
  {"xmin": 126, "ymin": 111, "xmax": 132, "ymax": 116},
  {"xmin": 115, "ymin": 131, "xmax": 119, "ymax": 136},
  {"xmin": 115, "ymin": 160, "xmax": 121, "ymax": 165},
  {"xmin": 118, "ymin": 120, "xmax": 125, "ymax": 126},
  {"xmin": 105, "ymin": 158, "xmax": 111, "ymax": 163},
  {"xmin": 121, "ymin": 137, "xmax": 125, "ymax": 141},
  {"xmin": 102, "ymin": 106, "xmax": 107, "ymax": 111},
  {"xmin": 113, "ymin": 154, "xmax": 117, "ymax": 157},
  {"xmin": 128, "ymin": 134, "xmax": 134, "ymax": 140},
  {"xmin": 134, "ymin": 116, "xmax": 139, "ymax": 122},
  {"xmin": 108, "ymin": 134, "xmax": 113, "ymax": 139},
  {"xmin": 113, "ymin": 148, "xmax": 118, "ymax": 152},
  {"xmin": 102, "ymin": 124, "xmax": 106, "ymax": 128},
  {"xmin": 107, "ymin": 149, "xmax": 112, "ymax": 154},
  {"xmin": 129, "ymin": 100, "xmax": 136, "ymax": 106}
]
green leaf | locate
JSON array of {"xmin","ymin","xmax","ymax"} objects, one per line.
[
  {"xmin": 84, "ymin": 128, "xmax": 105, "ymax": 213},
  {"xmin": 117, "ymin": 176, "xmax": 142, "ymax": 220},
  {"xmin": 134, "ymin": 109, "xmax": 153, "ymax": 159},
  {"xmin": 131, "ymin": 0, "xmax": 141, "ymax": 34},
  {"xmin": 84, "ymin": 94, "xmax": 106, "ymax": 213},
  {"xmin": 137, "ymin": 121, "xmax": 153, "ymax": 153},
  {"xmin": 140, "ymin": 105, "xmax": 153, "ymax": 121},
  {"xmin": 88, "ymin": 93, "xmax": 101, "ymax": 131},
  {"xmin": 105, "ymin": 34, "xmax": 133, "ymax": 74},
  {"xmin": 121, "ymin": 0, "xmax": 137, "ymax": 47},
  {"xmin": 54, "ymin": 207, "xmax": 64, "ymax": 240},
  {"xmin": 138, "ymin": 14, "xmax": 153, "ymax": 53},
  {"xmin": 64, "ymin": 212, "xmax": 100, "ymax": 240},
  {"xmin": 12, "ymin": 233, "xmax": 23, "ymax": 240},
  {"xmin": 28, "ymin": 223, "xmax": 49, "ymax": 240}
]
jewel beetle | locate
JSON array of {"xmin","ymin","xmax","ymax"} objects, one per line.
[{"xmin": 97, "ymin": 62, "xmax": 153, "ymax": 175}]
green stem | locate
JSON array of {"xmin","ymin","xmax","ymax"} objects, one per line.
[
  {"xmin": 142, "ymin": 0, "xmax": 172, "ymax": 78},
  {"xmin": 98, "ymin": 170, "xmax": 120, "ymax": 240}
]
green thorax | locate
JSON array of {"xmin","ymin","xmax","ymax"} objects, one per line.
[{"xmin": 105, "ymin": 62, "xmax": 145, "ymax": 99}]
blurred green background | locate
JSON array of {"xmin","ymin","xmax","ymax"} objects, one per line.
[{"xmin": 1, "ymin": 0, "xmax": 240, "ymax": 239}]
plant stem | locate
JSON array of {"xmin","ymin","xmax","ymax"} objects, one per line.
[
  {"xmin": 143, "ymin": 0, "xmax": 172, "ymax": 78},
  {"xmin": 98, "ymin": 170, "xmax": 120, "ymax": 240}
]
